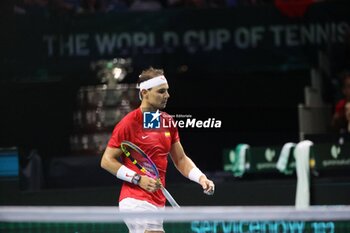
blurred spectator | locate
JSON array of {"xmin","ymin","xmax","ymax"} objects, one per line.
[
  {"xmin": 129, "ymin": 0, "xmax": 164, "ymax": 11},
  {"xmin": 166, "ymin": 0, "xmax": 184, "ymax": 7},
  {"xmin": 225, "ymin": 0, "xmax": 238, "ymax": 7},
  {"xmin": 14, "ymin": 0, "xmax": 280, "ymax": 15},
  {"xmin": 167, "ymin": 0, "xmax": 206, "ymax": 8},
  {"xmin": 80, "ymin": 0, "xmax": 105, "ymax": 13},
  {"xmin": 186, "ymin": 0, "xmax": 207, "ymax": 7},
  {"xmin": 51, "ymin": 0, "xmax": 82, "ymax": 14},
  {"xmin": 229, "ymin": 0, "xmax": 273, "ymax": 6},
  {"xmin": 274, "ymin": 0, "xmax": 316, "ymax": 17},
  {"xmin": 14, "ymin": 0, "xmax": 49, "ymax": 15},
  {"xmin": 208, "ymin": 0, "xmax": 226, "ymax": 8},
  {"xmin": 331, "ymin": 70, "xmax": 350, "ymax": 133},
  {"xmin": 104, "ymin": 0, "xmax": 130, "ymax": 12}
]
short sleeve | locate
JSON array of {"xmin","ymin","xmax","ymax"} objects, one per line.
[
  {"xmin": 166, "ymin": 115, "xmax": 180, "ymax": 144},
  {"xmin": 107, "ymin": 121, "xmax": 129, "ymax": 148},
  {"xmin": 171, "ymin": 125, "xmax": 180, "ymax": 144}
]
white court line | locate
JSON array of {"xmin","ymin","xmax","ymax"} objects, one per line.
[{"xmin": 1, "ymin": 206, "xmax": 350, "ymax": 222}]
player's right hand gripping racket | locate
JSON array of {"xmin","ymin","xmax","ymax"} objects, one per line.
[{"xmin": 120, "ymin": 140, "xmax": 180, "ymax": 208}]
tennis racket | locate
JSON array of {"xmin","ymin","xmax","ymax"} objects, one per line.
[{"xmin": 120, "ymin": 140, "xmax": 180, "ymax": 208}]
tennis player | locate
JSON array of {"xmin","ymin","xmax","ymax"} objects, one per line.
[{"xmin": 101, "ymin": 67, "xmax": 215, "ymax": 233}]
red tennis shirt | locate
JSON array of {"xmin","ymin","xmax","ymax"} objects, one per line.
[{"xmin": 108, "ymin": 107, "xmax": 180, "ymax": 207}]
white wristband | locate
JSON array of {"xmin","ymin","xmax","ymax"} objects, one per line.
[
  {"xmin": 116, "ymin": 165, "xmax": 136, "ymax": 183},
  {"xmin": 188, "ymin": 167, "xmax": 204, "ymax": 184}
]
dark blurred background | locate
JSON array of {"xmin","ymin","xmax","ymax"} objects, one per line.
[{"xmin": 0, "ymin": 0, "xmax": 350, "ymax": 206}]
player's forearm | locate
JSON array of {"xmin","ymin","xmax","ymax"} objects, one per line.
[
  {"xmin": 101, "ymin": 157, "xmax": 122, "ymax": 175},
  {"xmin": 170, "ymin": 142, "xmax": 206, "ymax": 181},
  {"xmin": 175, "ymin": 155, "xmax": 199, "ymax": 178},
  {"xmin": 100, "ymin": 153, "xmax": 123, "ymax": 175}
]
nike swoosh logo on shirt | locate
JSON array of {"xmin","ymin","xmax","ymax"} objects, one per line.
[{"xmin": 142, "ymin": 135, "xmax": 149, "ymax": 139}]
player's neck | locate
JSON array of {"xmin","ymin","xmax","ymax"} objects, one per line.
[{"xmin": 140, "ymin": 103, "xmax": 157, "ymax": 113}]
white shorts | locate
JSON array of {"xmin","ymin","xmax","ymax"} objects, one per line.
[{"xmin": 119, "ymin": 197, "xmax": 165, "ymax": 233}]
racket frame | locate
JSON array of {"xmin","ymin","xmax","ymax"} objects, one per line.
[{"xmin": 120, "ymin": 140, "xmax": 180, "ymax": 208}]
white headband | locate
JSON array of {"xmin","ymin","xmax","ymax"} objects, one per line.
[{"xmin": 137, "ymin": 75, "xmax": 168, "ymax": 90}]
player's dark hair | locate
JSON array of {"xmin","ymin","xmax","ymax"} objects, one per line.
[{"xmin": 138, "ymin": 67, "xmax": 164, "ymax": 84}]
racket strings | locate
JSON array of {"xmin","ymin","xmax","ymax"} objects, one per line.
[{"xmin": 122, "ymin": 145, "xmax": 158, "ymax": 179}]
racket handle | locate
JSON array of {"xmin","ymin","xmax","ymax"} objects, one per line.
[{"xmin": 161, "ymin": 187, "xmax": 180, "ymax": 208}]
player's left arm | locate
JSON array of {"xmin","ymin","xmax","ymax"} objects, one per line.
[{"xmin": 170, "ymin": 141, "xmax": 215, "ymax": 195}]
